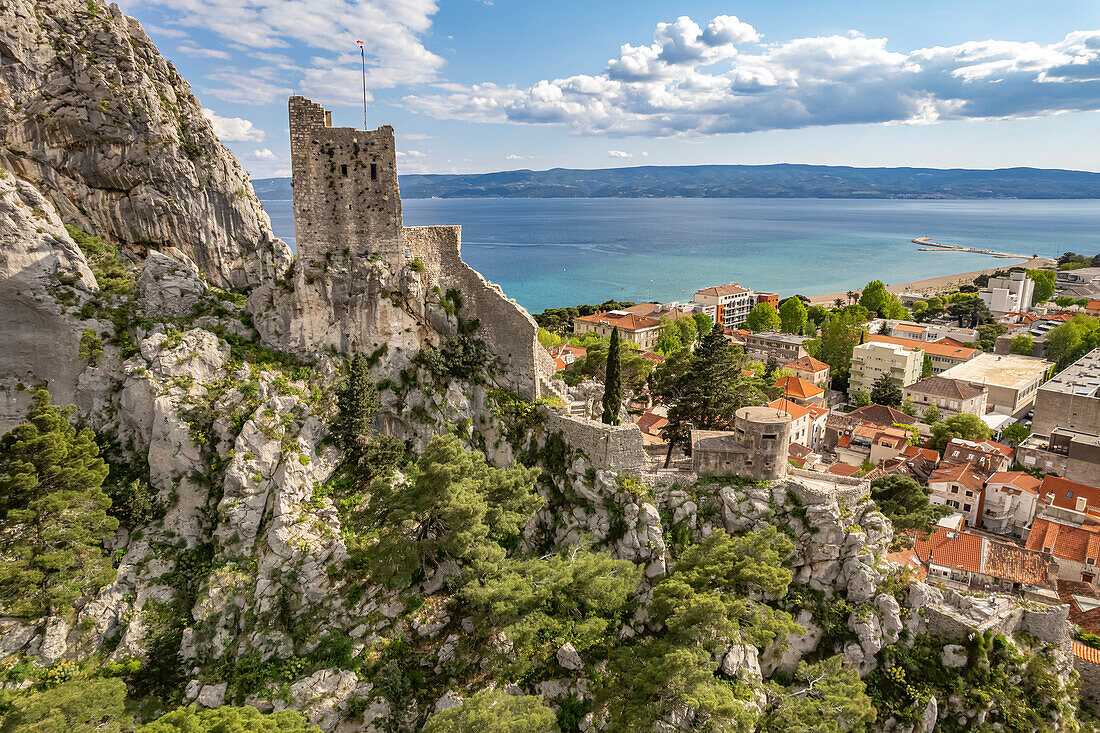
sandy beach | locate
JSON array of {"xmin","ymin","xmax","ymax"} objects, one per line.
[{"xmin": 805, "ymin": 256, "xmax": 1055, "ymax": 306}]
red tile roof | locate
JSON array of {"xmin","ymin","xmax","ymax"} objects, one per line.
[
  {"xmin": 575, "ymin": 311, "xmax": 660, "ymax": 332},
  {"xmin": 635, "ymin": 412, "xmax": 668, "ymax": 436},
  {"xmin": 935, "ymin": 337, "xmax": 969, "ymax": 347},
  {"xmin": 986, "ymin": 471, "xmax": 1041, "ymax": 495},
  {"xmin": 902, "ymin": 444, "xmax": 940, "ymax": 462},
  {"xmin": 776, "ymin": 375, "xmax": 824, "ymax": 400},
  {"xmin": 1026, "ymin": 517, "xmax": 1100, "ymax": 565},
  {"xmin": 1073, "ymin": 642, "xmax": 1100, "ymax": 665},
  {"xmin": 983, "ymin": 540, "xmax": 1052, "ymax": 587},
  {"xmin": 827, "ymin": 462, "xmax": 861, "ymax": 477},
  {"xmin": 867, "ymin": 333, "xmax": 976, "ymax": 360},
  {"xmin": 697, "ymin": 283, "xmax": 750, "ymax": 297},
  {"xmin": 639, "ymin": 351, "xmax": 666, "ymax": 364},
  {"xmin": 895, "ymin": 323, "xmax": 926, "ymax": 333},
  {"xmin": 929, "ymin": 463, "xmax": 987, "ymax": 494},
  {"xmin": 1040, "ymin": 475, "xmax": 1100, "ymax": 515},
  {"xmin": 913, "ymin": 527, "xmax": 985, "ymax": 574},
  {"xmin": 767, "ymin": 398, "xmax": 813, "ymax": 421},
  {"xmin": 784, "ymin": 355, "xmax": 830, "ymax": 373}
]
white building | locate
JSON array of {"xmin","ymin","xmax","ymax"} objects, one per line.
[
  {"xmin": 849, "ymin": 341, "xmax": 924, "ymax": 397},
  {"xmin": 982, "ymin": 472, "xmax": 1042, "ymax": 538},
  {"xmin": 980, "ymin": 271, "xmax": 1036, "ymax": 316}
]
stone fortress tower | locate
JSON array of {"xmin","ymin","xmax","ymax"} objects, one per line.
[
  {"xmin": 288, "ymin": 96, "xmax": 404, "ymax": 264},
  {"xmin": 691, "ymin": 406, "xmax": 793, "ymax": 481},
  {"xmin": 283, "ymin": 96, "xmax": 557, "ymax": 402}
]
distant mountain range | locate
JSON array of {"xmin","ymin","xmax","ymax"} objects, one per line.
[{"xmin": 252, "ymin": 164, "xmax": 1100, "ymax": 200}]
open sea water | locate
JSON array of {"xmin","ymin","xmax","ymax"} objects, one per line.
[{"xmin": 259, "ymin": 197, "xmax": 1100, "ymax": 313}]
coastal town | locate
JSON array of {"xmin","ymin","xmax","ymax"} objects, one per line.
[{"xmin": 537, "ymin": 255, "xmax": 1100, "ymax": 632}]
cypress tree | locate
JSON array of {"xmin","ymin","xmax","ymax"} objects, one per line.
[
  {"xmin": 602, "ymin": 327, "xmax": 623, "ymax": 425},
  {"xmin": 334, "ymin": 353, "xmax": 381, "ymax": 456}
]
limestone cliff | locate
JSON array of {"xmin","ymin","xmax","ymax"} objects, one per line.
[{"xmin": 0, "ymin": 0, "xmax": 290, "ymax": 288}]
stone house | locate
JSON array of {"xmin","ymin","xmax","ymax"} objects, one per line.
[
  {"xmin": 913, "ymin": 526, "xmax": 1053, "ymax": 595},
  {"xmin": 824, "ymin": 404, "xmax": 914, "ymax": 450},
  {"xmin": 928, "ymin": 463, "xmax": 987, "ymax": 528},
  {"xmin": 1026, "ymin": 510, "xmax": 1100, "ymax": 586},
  {"xmin": 981, "ymin": 471, "xmax": 1042, "ymax": 538},
  {"xmin": 902, "ymin": 376, "xmax": 988, "ymax": 420},
  {"xmin": 572, "ymin": 310, "xmax": 660, "ymax": 350},
  {"xmin": 784, "ymin": 355, "xmax": 830, "ymax": 387}
]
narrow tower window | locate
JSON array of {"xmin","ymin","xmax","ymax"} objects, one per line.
[
  {"xmin": 340, "ymin": 164, "xmax": 348, "ymax": 176},
  {"xmin": 370, "ymin": 163, "xmax": 378, "ymax": 181}
]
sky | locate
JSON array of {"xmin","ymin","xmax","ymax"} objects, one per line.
[{"xmin": 117, "ymin": 0, "xmax": 1100, "ymax": 178}]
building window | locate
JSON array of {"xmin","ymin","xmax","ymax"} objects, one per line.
[{"xmin": 370, "ymin": 163, "xmax": 378, "ymax": 181}]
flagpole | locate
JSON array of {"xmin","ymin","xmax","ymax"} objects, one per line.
[{"xmin": 357, "ymin": 40, "xmax": 367, "ymax": 129}]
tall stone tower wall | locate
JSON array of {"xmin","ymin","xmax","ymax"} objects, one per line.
[{"xmin": 289, "ymin": 96, "xmax": 403, "ymax": 264}]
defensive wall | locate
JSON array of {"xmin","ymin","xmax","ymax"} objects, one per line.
[{"xmin": 544, "ymin": 410, "xmax": 646, "ymax": 474}]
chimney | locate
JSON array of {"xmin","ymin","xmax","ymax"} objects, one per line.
[
  {"xmin": 1078, "ymin": 497, "xmax": 1088, "ymax": 513},
  {"xmin": 1046, "ymin": 492, "xmax": 1055, "ymax": 504}
]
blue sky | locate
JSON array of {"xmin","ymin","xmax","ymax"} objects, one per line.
[{"xmin": 118, "ymin": 0, "xmax": 1100, "ymax": 177}]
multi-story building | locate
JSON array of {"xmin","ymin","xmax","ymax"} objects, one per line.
[
  {"xmin": 744, "ymin": 332, "xmax": 811, "ymax": 364},
  {"xmin": 768, "ymin": 398, "xmax": 828, "ymax": 451},
  {"xmin": 866, "ymin": 333, "xmax": 976, "ymax": 375},
  {"xmin": 623, "ymin": 301, "xmax": 716, "ymax": 325},
  {"xmin": 1032, "ymin": 349, "xmax": 1100, "ymax": 436},
  {"xmin": 835, "ymin": 424, "xmax": 910, "ymax": 468},
  {"xmin": 869, "ymin": 320, "xmax": 978, "ymax": 344},
  {"xmin": 694, "ymin": 283, "xmax": 760, "ymax": 330},
  {"xmin": 1027, "ymin": 510, "xmax": 1100, "ymax": 586},
  {"xmin": 939, "ymin": 353, "xmax": 1053, "ymax": 417},
  {"xmin": 848, "ymin": 341, "xmax": 924, "ymax": 398},
  {"xmin": 928, "ymin": 463, "xmax": 987, "ymax": 527},
  {"xmin": 902, "ymin": 376, "xmax": 988, "ymax": 419},
  {"xmin": 784, "ymin": 355, "xmax": 831, "ymax": 387},
  {"xmin": 573, "ymin": 310, "xmax": 661, "ymax": 350},
  {"xmin": 912, "ymin": 525, "xmax": 1053, "ymax": 595},
  {"xmin": 981, "ymin": 472, "xmax": 1042, "ymax": 538},
  {"xmin": 980, "ymin": 271, "xmax": 1036, "ymax": 316}
]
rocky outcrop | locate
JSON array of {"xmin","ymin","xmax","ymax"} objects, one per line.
[
  {"xmin": 0, "ymin": 168, "xmax": 97, "ymax": 427},
  {"xmin": 0, "ymin": 0, "xmax": 291, "ymax": 288}
]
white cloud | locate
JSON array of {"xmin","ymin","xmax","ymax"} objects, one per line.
[
  {"xmin": 202, "ymin": 69, "xmax": 294, "ymax": 105},
  {"xmin": 128, "ymin": 0, "xmax": 445, "ymax": 98},
  {"xmin": 608, "ymin": 150, "xmax": 632, "ymax": 158},
  {"xmin": 253, "ymin": 148, "xmax": 277, "ymax": 160},
  {"xmin": 505, "ymin": 153, "xmax": 535, "ymax": 160},
  {"xmin": 397, "ymin": 150, "xmax": 427, "ymax": 158},
  {"xmin": 201, "ymin": 109, "xmax": 266, "ymax": 141},
  {"xmin": 176, "ymin": 44, "xmax": 231, "ymax": 59},
  {"xmin": 405, "ymin": 16, "xmax": 1100, "ymax": 137}
]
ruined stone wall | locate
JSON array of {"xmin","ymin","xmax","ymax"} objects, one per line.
[
  {"xmin": 289, "ymin": 96, "xmax": 403, "ymax": 266},
  {"xmin": 405, "ymin": 225, "xmax": 555, "ymax": 401},
  {"xmin": 544, "ymin": 411, "xmax": 645, "ymax": 474},
  {"xmin": 1076, "ymin": 655, "xmax": 1100, "ymax": 706}
]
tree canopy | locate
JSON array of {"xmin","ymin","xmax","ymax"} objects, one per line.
[
  {"xmin": 779, "ymin": 298, "xmax": 808, "ymax": 335},
  {"xmin": 745, "ymin": 303, "xmax": 781, "ymax": 333},
  {"xmin": 869, "ymin": 373, "xmax": 903, "ymax": 408},
  {"xmin": 817, "ymin": 311, "xmax": 866, "ymax": 384},
  {"xmin": 138, "ymin": 705, "xmax": 317, "ymax": 732},
  {"xmin": 929, "ymin": 413, "xmax": 993, "ymax": 453},
  {"xmin": 0, "ymin": 389, "xmax": 117, "ymax": 617},
  {"xmin": 1027, "ymin": 269, "xmax": 1056, "ymax": 305},
  {"xmin": 423, "ymin": 689, "xmax": 556, "ymax": 733},
  {"xmin": 602, "ymin": 326, "xmax": 623, "ymax": 425},
  {"xmin": 353, "ymin": 435, "xmax": 542, "ymax": 588},
  {"xmin": 1009, "ymin": 334, "xmax": 1034, "ymax": 356},
  {"xmin": 1044, "ymin": 315, "xmax": 1100, "ymax": 369},
  {"xmin": 2, "ymin": 678, "xmax": 130, "ymax": 733},
  {"xmin": 870, "ymin": 475, "xmax": 951, "ymax": 538}
]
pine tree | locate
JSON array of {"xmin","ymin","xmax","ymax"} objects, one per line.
[
  {"xmin": 660, "ymin": 323, "xmax": 777, "ymax": 466},
  {"xmin": 0, "ymin": 389, "xmax": 117, "ymax": 617},
  {"xmin": 869, "ymin": 372, "xmax": 903, "ymax": 407},
  {"xmin": 602, "ymin": 326, "xmax": 623, "ymax": 425}
]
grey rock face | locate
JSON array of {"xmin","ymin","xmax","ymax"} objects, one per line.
[
  {"xmin": 0, "ymin": 0, "xmax": 291, "ymax": 288},
  {"xmin": 557, "ymin": 642, "xmax": 584, "ymax": 671}
]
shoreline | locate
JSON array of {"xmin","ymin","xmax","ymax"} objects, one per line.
[{"xmin": 805, "ymin": 256, "xmax": 1055, "ymax": 305}]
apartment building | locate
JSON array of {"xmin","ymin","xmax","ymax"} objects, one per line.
[
  {"xmin": 848, "ymin": 341, "xmax": 924, "ymax": 398},
  {"xmin": 1018, "ymin": 428, "xmax": 1100, "ymax": 487},
  {"xmin": 980, "ymin": 271, "xmax": 1036, "ymax": 316},
  {"xmin": 866, "ymin": 333, "xmax": 976, "ymax": 374},
  {"xmin": 768, "ymin": 397, "xmax": 828, "ymax": 451},
  {"xmin": 694, "ymin": 283, "xmax": 760, "ymax": 329},
  {"xmin": 902, "ymin": 376, "xmax": 988, "ymax": 420},
  {"xmin": 1032, "ymin": 349, "xmax": 1100, "ymax": 436},
  {"xmin": 744, "ymin": 331, "xmax": 811, "ymax": 364}
]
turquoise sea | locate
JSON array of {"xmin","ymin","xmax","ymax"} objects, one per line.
[{"xmin": 258, "ymin": 197, "xmax": 1100, "ymax": 313}]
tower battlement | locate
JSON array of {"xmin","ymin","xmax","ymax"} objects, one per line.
[{"xmin": 288, "ymin": 96, "xmax": 403, "ymax": 263}]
